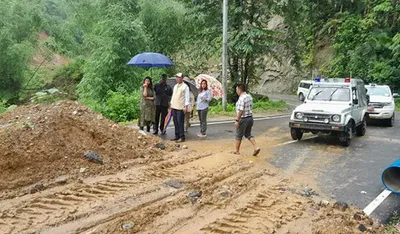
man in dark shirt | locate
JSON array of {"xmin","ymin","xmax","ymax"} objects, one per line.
[{"xmin": 153, "ymin": 74, "xmax": 173, "ymax": 135}]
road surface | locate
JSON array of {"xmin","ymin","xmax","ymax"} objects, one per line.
[{"xmin": 162, "ymin": 102, "xmax": 400, "ymax": 223}]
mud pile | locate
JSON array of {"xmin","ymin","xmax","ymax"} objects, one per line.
[{"xmin": 0, "ymin": 101, "xmax": 170, "ymax": 192}]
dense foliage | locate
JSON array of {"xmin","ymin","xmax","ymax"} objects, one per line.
[{"xmin": 1, "ymin": 0, "xmax": 400, "ymax": 120}]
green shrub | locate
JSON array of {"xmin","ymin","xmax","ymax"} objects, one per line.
[
  {"xmin": 208, "ymin": 99, "xmax": 287, "ymax": 115},
  {"xmin": 253, "ymin": 100, "xmax": 288, "ymax": 111},
  {"xmin": 385, "ymin": 211, "xmax": 400, "ymax": 234},
  {"xmin": 395, "ymin": 99, "xmax": 400, "ymax": 111},
  {"xmin": 209, "ymin": 103, "xmax": 236, "ymax": 115},
  {"xmin": 251, "ymin": 93, "xmax": 270, "ymax": 102},
  {"xmin": 0, "ymin": 100, "xmax": 6, "ymax": 114},
  {"xmin": 101, "ymin": 90, "xmax": 141, "ymax": 122}
]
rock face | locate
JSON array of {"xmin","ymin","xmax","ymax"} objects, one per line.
[{"xmin": 256, "ymin": 16, "xmax": 305, "ymax": 95}]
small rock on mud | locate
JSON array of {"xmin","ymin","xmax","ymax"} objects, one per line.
[
  {"xmin": 182, "ymin": 145, "xmax": 188, "ymax": 149},
  {"xmin": 353, "ymin": 212, "xmax": 363, "ymax": 221},
  {"xmin": 319, "ymin": 200, "xmax": 330, "ymax": 207},
  {"xmin": 358, "ymin": 224, "xmax": 367, "ymax": 232},
  {"xmin": 30, "ymin": 183, "xmax": 45, "ymax": 193},
  {"xmin": 188, "ymin": 191, "xmax": 202, "ymax": 198},
  {"xmin": 220, "ymin": 191, "xmax": 230, "ymax": 197},
  {"xmin": 155, "ymin": 142, "xmax": 166, "ymax": 150},
  {"xmin": 165, "ymin": 179, "xmax": 184, "ymax": 189},
  {"xmin": 55, "ymin": 176, "xmax": 68, "ymax": 184},
  {"xmin": 121, "ymin": 222, "xmax": 134, "ymax": 230},
  {"xmin": 333, "ymin": 201, "xmax": 349, "ymax": 211},
  {"xmin": 84, "ymin": 151, "xmax": 103, "ymax": 165},
  {"xmin": 301, "ymin": 188, "xmax": 318, "ymax": 197}
]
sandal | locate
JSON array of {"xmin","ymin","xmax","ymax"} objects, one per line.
[
  {"xmin": 253, "ymin": 148, "xmax": 261, "ymax": 156},
  {"xmin": 230, "ymin": 151, "xmax": 240, "ymax": 155}
]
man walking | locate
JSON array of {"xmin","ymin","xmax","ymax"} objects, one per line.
[
  {"xmin": 232, "ymin": 83, "xmax": 260, "ymax": 156},
  {"xmin": 153, "ymin": 74, "xmax": 172, "ymax": 135},
  {"xmin": 170, "ymin": 73, "xmax": 190, "ymax": 142}
]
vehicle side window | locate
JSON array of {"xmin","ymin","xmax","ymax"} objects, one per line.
[
  {"xmin": 299, "ymin": 83, "xmax": 304, "ymax": 88},
  {"xmin": 304, "ymin": 83, "xmax": 311, "ymax": 89}
]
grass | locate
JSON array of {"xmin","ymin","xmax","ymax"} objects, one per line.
[{"xmin": 385, "ymin": 211, "xmax": 400, "ymax": 234}]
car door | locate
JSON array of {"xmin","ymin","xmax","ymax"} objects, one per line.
[{"xmin": 351, "ymin": 87, "xmax": 361, "ymax": 124}]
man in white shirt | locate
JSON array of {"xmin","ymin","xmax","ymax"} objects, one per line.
[{"xmin": 170, "ymin": 73, "xmax": 190, "ymax": 142}]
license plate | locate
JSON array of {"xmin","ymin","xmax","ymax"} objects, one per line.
[
  {"xmin": 368, "ymin": 106, "xmax": 374, "ymax": 111},
  {"xmin": 294, "ymin": 123, "xmax": 301, "ymax": 127}
]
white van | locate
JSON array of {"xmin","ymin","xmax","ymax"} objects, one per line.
[
  {"xmin": 297, "ymin": 80, "xmax": 312, "ymax": 101},
  {"xmin": 365, "ymin": 84, "xmax": 397, "ymax": 126}
]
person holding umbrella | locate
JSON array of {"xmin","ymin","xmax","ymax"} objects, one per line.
[
  {"xmin": 138, "ymin": 77, "xmax": 155, "ymax": 132},
  {"xmin": 153, "ymin": 74, "xmax": 172, "ymax": 135},
  {"xmin": 170, "ymin": 73, "xmax": 190, "ymax": 142}
]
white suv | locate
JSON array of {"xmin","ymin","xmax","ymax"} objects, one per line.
[
  {"xmin": 289, "ymin": 78, "xmax": 368, "ymax": 147},
  {"xmin": 365, "ymin": 84, "xmax": 396, "ymax": 127},
  {"xmin": 297, "ymin": 80, "xmax": 312, "ymax": 102}
]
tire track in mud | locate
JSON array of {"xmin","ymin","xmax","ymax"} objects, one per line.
[
  {"xmin": 79, "ymin": 159, "xmax": 282, "ymax": 234},
  {"xmin": 65, "ymin": 155, "xmax": 267, "ymax": 233},
  {"xmin": 0, "ymin": 150, "xmax": 214, "ymax": 234},
  {"xmin": 199, "ymin": 186, "xmax": 307, "ymax": 234}
]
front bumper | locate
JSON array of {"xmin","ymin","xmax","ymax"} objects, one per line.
[
  {"xmin": 289, "ymin": 121, "xmax": 346, "ymax": 131},
  {"xmin": 367, "ymin": 109, "xmax": 394, "ymax": 119}
]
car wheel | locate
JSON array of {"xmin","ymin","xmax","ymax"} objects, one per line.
[
  {"xmin": 338, "ymin": 122, "xmax": 353, "ymax": 147},
  {"xmin": 387, "ymin": 115, "xmax": 394, "ymax": 127},
  {"xmin": 290, "ymin": 128, "xmax": 303, "ymax": 140},
  {"xmin": 298, "ymin": 93, "xmax": 305, "ymax": 102},
  {"xmin": 356, "ymin": 117, "xmax": 366, "ymax": 136}
]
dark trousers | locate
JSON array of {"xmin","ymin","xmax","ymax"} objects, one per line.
[
  {"xmin": 172, "ymin": 109, "xmax": 185, "ymax": 139},
  {"xmin": 154, "ymin": 105, "xmax": 168, "ymax": 132},
  {"xmin": 198, "ymin": 108, "xmax": 208, "ymax": 134}
]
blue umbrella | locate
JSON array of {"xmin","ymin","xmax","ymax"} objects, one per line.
[{"xmin": 127, "ymin": 52, "xmax": 174, "ymax": 68}]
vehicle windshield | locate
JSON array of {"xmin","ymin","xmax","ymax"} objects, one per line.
[
  {"xmin": 307, "ymin": 87, "xmax": 350, "ymax": 101},
  {"xmin": 367, "ymin": 87, "xmax": 390, "ymax": 97}
]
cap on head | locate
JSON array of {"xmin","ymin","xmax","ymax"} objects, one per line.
[{"xmin": 176, "ymin": 72, "xmax": 183, "ymax": 78}]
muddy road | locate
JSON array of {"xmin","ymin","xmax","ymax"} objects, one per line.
[{"xmin": 0, "ymin": 102, "xmax": 396, "ymax": 233}]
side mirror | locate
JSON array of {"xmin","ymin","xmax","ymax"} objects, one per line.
[
  {"xmin": 393, "ymin": 93, "xmax": 399, "ymax": 98},
  {"xmin": 353, "ymin": 99, "xmax": 359, "ymax": 105},
  {"xmin": 366, "ymin": 95, "xmax": 370, "ymax": 104}
]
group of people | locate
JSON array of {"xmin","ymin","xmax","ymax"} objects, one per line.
[
  {"xmin": 139, "ymin": 73, "xmax": 260, "ymax": 156},
  {"xmin": 138, "ymin": 73, "xmax": 212, "ymax": 143}
]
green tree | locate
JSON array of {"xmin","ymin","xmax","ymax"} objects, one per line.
[
  {"xmin": 0, "ymin": 0, "xmax": 42, "ymax": 101},
  {"xmin": 77, "ymin": 0, "xmax": 149, "ymax": 101}
]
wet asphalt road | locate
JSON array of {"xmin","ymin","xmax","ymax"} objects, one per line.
[{"xmin": 162, "ymin": 94, "xmax": 400, "ymax": 223}]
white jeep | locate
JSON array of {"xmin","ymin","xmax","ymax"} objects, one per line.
[
  {"xmin": 365, "ymin": 84, "xmax": 396, "ymax": 127},
  {"xmin": 289, "ymin": 78, "xmax": 369, "ymax": 147}
]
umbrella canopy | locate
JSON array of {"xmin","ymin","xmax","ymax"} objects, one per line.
[
  {"xmin": 127, "ymin": 52, "xmax": 174, "ymax": 68},
  {"xmin": 195, "ymin": 74, "xmax": 224, "ymax": 100},
  {"xmin": 166, "ymin": 78, "xmax": 199, "ymax": 98}
]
